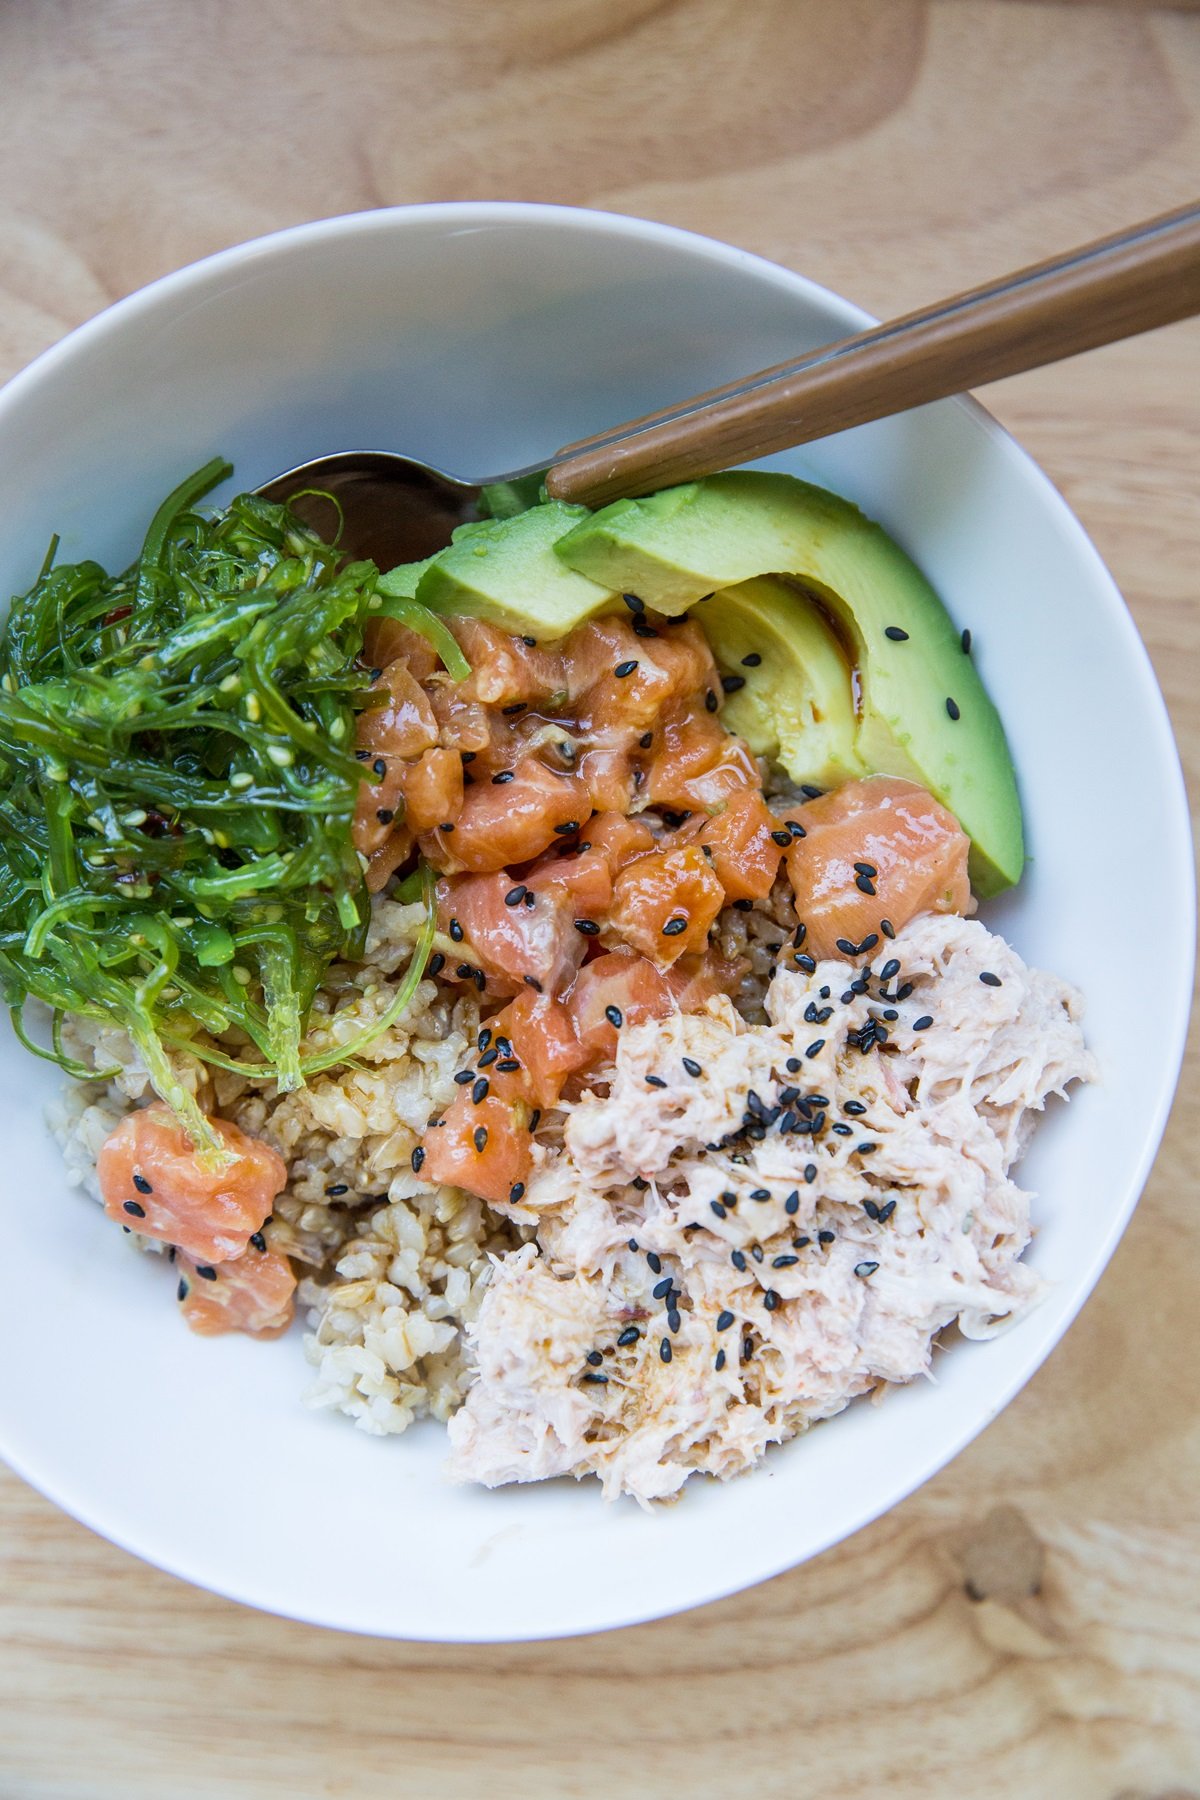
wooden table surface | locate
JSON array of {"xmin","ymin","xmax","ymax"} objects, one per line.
[{"xmin": 1, "ymin": 3, "xmax": 1198, "ymax": 1795}]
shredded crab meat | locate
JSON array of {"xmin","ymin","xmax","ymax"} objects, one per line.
[{"xmin": 446, "ymin": 914, "xmax": 1095, "ymax": 1504}]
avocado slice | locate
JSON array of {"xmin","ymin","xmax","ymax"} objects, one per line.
[
  {"xmin": 701, "ymin": 576, "xmax": 867, "ymax": 791},
  {"xmin": 376, "ymin": 555, "xmax": 436, "ymax": 600},
  {"xmin": 415, "ymin": 501, "xmax": 616, "ymax": 639},
  {"xmin": 554, "ymin": 472, "xmax": 1023, "ymax": 896}
]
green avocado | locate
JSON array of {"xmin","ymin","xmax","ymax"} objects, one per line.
[
  {"xmin": 700, "ymin": 576, "xmax": 866, "ymax": 791},
  {"xmin": 554, "ymin": 472, "xmax": 1023, "ymax": 896},
  {"xmin": 414, "ymin": 500, "xmax": 615, "ymax": 639}
]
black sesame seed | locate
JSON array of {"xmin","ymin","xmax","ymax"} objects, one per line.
[
  {"xmin": 749, "ymin": 1188, "xmax": 770, "ymax": 1202},
  {"xmin": 879, "ymin": 959, "xmax": 900, "ymax": 982},
  {"xmin": 628, "ymin": 1238, "xmax": 639, "ymax": 1252},
  {"xmin": 429, "ymin": 953, "xmax": 445, "ymax": 976},
  {"xmin": 524, "ymin": 975, "xmax": 543, "ymax": 992},
  {"xmin": 478, "ymin": 1047, "xmax": 499, "ymax": 1069},
  {"xmin": 731, "ymin": 1249, "xmax": 747, "ymax": 1272},
  {"xmin": 796, "ymin": 954, "xmax": 817, "ymax": 974},
  {"xmin": 454, "ymin": 1069, "xmax": 473, "ymax": 1085},
  {"xmin": 682, "ymin": 1056, "xmax": 702, "ymax": 1077},
  {"xmin": 912, "ymin": 1015, "xmax": 934, "ymax": 1031},
  {"xmin": 786, "ymin": 1057, "xmax": 802, "ymax": 1074},
  {"xmin": 961, "ymin": 627, "xmax": 972, "ymax": 654},
  {"xmin": 878, "ymin": 1199, "xmax": 897, "ymax": 1223},
  {"xmin": 448, "ymin": 918, "xmax": 464, "ymax": 942},
  {"xmin": 411, "ymin": 1146, "xmax": 425, "ymax": 1173},
  {"xmin": 573, "ymin": 919, "xmax": 601, "ymax": 940},
  {"xmin": 800, "ymin": 784, "xmax": 824, "ymax": 799},
  {"xmin": 663, "ymin": 916, "xmax": 688, "ymax": 937},
  {"xmin": 646, "ymin": 1251, "xmax": 662, "ymax": 1274},
  {"xmin": 818, "ymin": 1229, "xmax": 835, "ymax": 1245},
  {"xmin": 617, "ymin": 1326, "xmax": 641, "ymax": 1347},
  {"xmin": 854, "ymin": 861, "xmax": 877, "ymax": 878},
  {"xmin": 660, "ymin": 1338, "xmax": 672, "ymax": 1363},
  {"xmin": 857, "ymin": 1142, "xmax": 878, "ymax": 1155},
  {"xmin": 492, "ymin": 770, "xmax": 515, "ymax": 784},
  {"xmin": 439, "ymin": 821, "xmax": 455, "ymax": 833},
  {"xmin": 529, "ymin": 1109, "xmax": 542, "ymax": 1132},
  {"xmin": 249, "ymin": 1231, "xmax": 267, "ymax": 1252},
  {"xmin": 132, "ymin": 1173, "xmax": 152, "ymax": 1195},
  {"xmin": 805, "ymin": 1165, "xmax": 817, "ymax": 1184},
  {"xmin": 652, "ymin": 1277, "xmax": 673, "ymax": 1299},
  {"xmin": 715, "ymin": 1349, "xmax": 727, "ymax": 1371},
  {"xmin": 473, "ymin": 1126, "xmax": 488, "ymax": 1153},
  {"xmin": 177, "ymin": 1279, "xmax": 189, "ymax": 1301},
  {"xmin": 883, "ymin": 1008, "xmax": 898, "ymax": 1021},
  {"xmin": 645, "ymin": 1074, "xmax": 667, "ymax": 1089},
  {"xmin": 716, "ymin": 1310, "xmax": 736, "ymax": 1332},
  {"xmin": 740, "ymin": 652, "xmax": 763, "ymax": 668},
  {"xmin": 835, "ymin": 937, "xmax": 858, "ymax": 957},
  {"xmin": 631, "ymin": 1176, "xmax": 649, "ymax": 1190},
  {"xmin": 884, "ymin": 625, "xmax": 909, "ymax": 642},
  {"xmin": 501, "ymin": 701, "xmax": 526, "ymax": 715},
  {"xmin": 622, "ymin": 591, "xmax": 645, "ymax": 613},
  {"xmin": 196, "ymin": 1264, "xmax": 217, "ymax": 1281},
  {"xmin": 863, "ymin": 1199, "xmax": 880, "ymax": 1220},
  {"xmin": 582, "ymin": 1371, "xmax": 609, "ymax": 1385},
  {"xmin": 553, "ymin": 821, "xmax": 580, "ymax": 836},
  {"xmin": 858, "ymin": 933, "xmax": 879, "ymax": 953},
  {"xmin": 509, "ymin": 1182, "xmax": 526, "ymax": 1204},
  {"xmin": 633, "ymin": 620, "xmax": 659, "ymax": 640},
  {"xmin": 705, "ymin": 689, "xmax": 719, "ymax": 713},
  {"xmin": 326, "ymin": 1183, "xmax": 350, "ymax": 1197},
  {"xmin": 763, "ymin": 1289, "xmax": 779, "ymax": 1311},
  {"xmin": 614, "ymin": 659, "xmax": 638, "ymax": 679},
  {"xmin": 772, "ymin": 1254, "xmax": 799, "ymax": 1269},
  {"xmin": 721, "ymin": 674, "xmax": 746, "ymax": 694},
  {"xmin": 787, "ymin": 821, "xmax": 807, "ymax": 842},
  {"xmin": 605, "ymin": 1004, "xmax": 623, "ymax": 1029},
  {"xmin": 784, "ymin": 1191, "xmax": 800, "ymax": 1215},
  {"xmin": 742, "ymin": 1337, "xmax": 755, "ymax": 1361},
  {"xmin": 668, "ymin": 1309, "xmax": 681, "ymax": 1333},
  {"xmin": 896, "ymin": 981, "xmax": 915, "ymax": 1000},
  {"xmin": 855, "ymin": 874, "xmax": 876, "ymax": 896},
  {"xmin": 806, "ymin": 1040, "xmax": 825, "ymax": 1058},
  {"xmin": 123, "ymin": 1200, "xmax": 145, "ymax": 1217},
  {"xmin": 711, "ymin": 1200, "xmax": 727, "ymax": 1219},
  {"xmin": 505, "ymin": 885, "xmax": 526, "ymax": 907},
  {"xmin": 832, "ymin": 1122, "xmax": 853, "ymax": 1136},
  {"xmin": 771, "ymin": 829, "xmax": 792, "ymax": 848},
  {"xmin": 751, "ymin": 1245, "xmax": 764, "ymax": 1264},
  {"xmin": 980, "ymin": 971, "xmax": 1002, "ymax": 987},
  {"xmin": 855, "ymin": 1260, "xmax": 880, "ymax": 1278},
  {"xmin": 472, "ymin": 1077, "xmax": 489, "ymax": 1104},
  {"xmin": 523, "ymin": 890, "xmax": 536, "ymax": 908},
  {"xmin": 946, "ymin": 697, "xmax": 961, "ymax": 721}
]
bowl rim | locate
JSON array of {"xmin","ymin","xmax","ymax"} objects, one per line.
[{"xmin": 0, "ymin": 200, "xmax": 1193, "ymax": 1640}]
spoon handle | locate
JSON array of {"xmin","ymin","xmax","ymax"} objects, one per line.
[{"xmin": 546, "ymin": 200, "xmax": 1200, "ymax": 507}]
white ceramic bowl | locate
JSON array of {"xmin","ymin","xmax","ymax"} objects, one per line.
[{"xmin": 0, "ymin": 205, "xmax": 1192, "ymax": 1642}]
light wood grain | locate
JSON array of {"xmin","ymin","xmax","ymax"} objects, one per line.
[{"xmin": 1, "ymin": 3, "xmax": 1198, "ymax": 1797}]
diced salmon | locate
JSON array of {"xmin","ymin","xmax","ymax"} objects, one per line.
[
  {"xmin": 363, "ymin": 825, "xmax": 415, "ymax": 894},
  {"xmin": 421, "ymin": 1092, "xmax": 533, "ymax": 1205},
  {"xmin": 566, "ymin": 951, "xmax": 674, "ymax": 1061},
  {"xmin": 784, "ymin": 775, "xmax": 974, "ymax": 960},
  {"xmin": 646, "ymin": 702, "xmax": 760, "ymax": 812},
  {"xmin": 609, "ymin": 844, "xmax": 725, "ymax": 966},
  {"xmin": 361, "ymin": 620, "xmax": 439, "ymax": 683},
  {"xmin": 355, "ymin": 660, "xmax": 439, "ymax": 759},
  {"xmin": 524, "ymin": 811, "xmax": 656, "ymax": 921},
  {"xmin": 98, "ymin": 1106, "xmax": 288, "ymax": 1264},
  {"xmin": 423, "ymin": 755, "xmax": 589, "ymax": 872},
  {"xmin": 666, "ymin": 947, "xmax": 746, "ymax": 1012},
  {"xmin": 438, "ymin": 873, "xmax": 585, "ymax": 995},
  {"xmin": 488, "ymin": 989, "xmax": 588, "ymax": 1108},
  {"xmin": 450, "ymin": 618, "xmax": 567, "ymax": 709},
  {"xmin": 176, "ymin": 1244, "xmax": 297, "ymax": 1338},
  {"xmin": 699, "ymin": 788, "xmax": 785, "ymax": 901},
  {"xmin": 397, "ymin": 746, "xmax": 463, "ymax": 835}
]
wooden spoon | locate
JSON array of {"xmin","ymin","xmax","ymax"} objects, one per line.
[
  {"xmin": 261, "ymin": 201, "xmax": 1200, "ymax": 554},
  {"xmin": 545, "ymin": 199, "xmax": 1200, "ymax": 506}
]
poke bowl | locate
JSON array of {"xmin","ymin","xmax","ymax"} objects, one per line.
[{"xmin": 0, "ymin": 203, "xmax": 1191, "ymax": 1641}]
